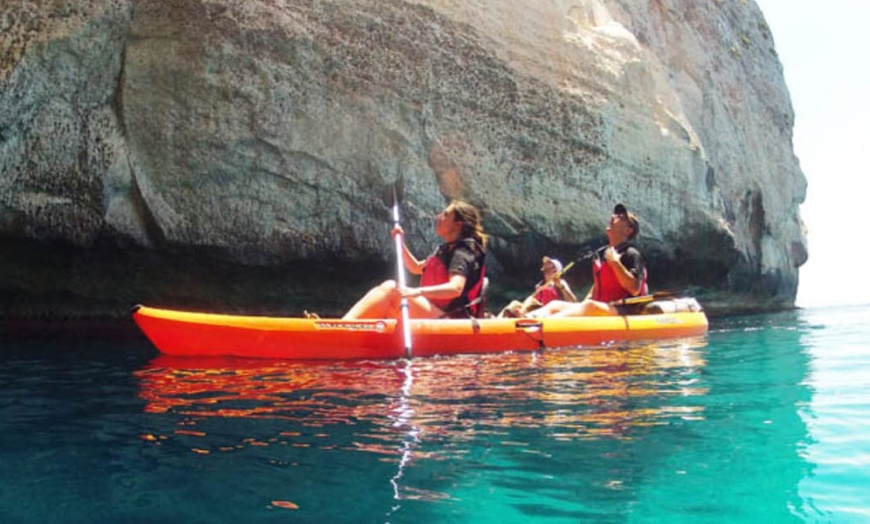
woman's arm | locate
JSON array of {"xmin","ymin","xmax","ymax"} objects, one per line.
[
  {"xmin": 393, "ymin": 226, "xmax": 426, "ymax": 275},
  {"xmin": 555, "ymin": 278, "xmax": 577, "ymax": 302},
  {"xmin": 406, "ymin": 274, "xmax": 466, "ymax": 299}
]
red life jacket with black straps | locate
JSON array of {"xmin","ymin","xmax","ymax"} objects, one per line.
[
  {"xmin": 592, "ymin": 245, "xmax": 648, "ymax": 303},
  {"xmin": 420, "ymin": 238, "xmax": 486, "ymax": 318},
  {"xmin": 533, "ymin": 285, "xmax": 561, "ymax": 305}
]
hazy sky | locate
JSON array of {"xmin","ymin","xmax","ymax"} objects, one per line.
[{"xmin": 754, "ymin": 0, "xmax": 870, "ymax": 307}]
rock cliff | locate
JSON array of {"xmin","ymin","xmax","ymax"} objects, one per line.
[{"xmin": 0, "ymin": 0, "xmax": 807, "ymax": 317}]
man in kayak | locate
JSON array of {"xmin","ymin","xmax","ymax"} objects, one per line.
[
  {"xmin": 529, "ymin": 203, "xmax": 647, "ymax": 317},
  {"xmin": 498, "ymin": 256, "xmax": 577, "ymax": 317},
  {"xmin": 343, "ymin": 200, "xmax": 487, "ymax": 320}
]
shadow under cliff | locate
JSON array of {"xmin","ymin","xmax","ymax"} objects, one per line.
[
  {"xmin": 0, "ymin": 237, "xmax": 386, "ymax": 320},
  {"xmin": 0, "ymin": 237, "xmax": 794, "ymax": 321}
]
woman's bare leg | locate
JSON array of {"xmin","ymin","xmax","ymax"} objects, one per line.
[
  {"xmin": 343, "ymin": 280, "xmax": 399, "ymax": 319},
  {"xmin": 529, "ymin": 299, "xmax": 617, "ymax": 318},
  {"xmin": 343, "ymin": 280, "xmax": 447, "ymax": 320},
  {"xmin": 527, "ymin": 300, "xmax": 573, "ymax": 318},
  {"xmin": 550, "ymin": 300, "xmax": 616, "ymax": 317},
  {"xmin": 497, "ymin": 300, "xmax": 523, "ymax": 318}
]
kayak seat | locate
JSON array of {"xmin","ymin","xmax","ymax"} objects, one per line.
[
  {"xmin": 480, "ymin": 277, "xmax": 491, "ymax": 317},
  {"xmin": 643, "ymin": 297, "xmax": 702, "ymax": 314}
]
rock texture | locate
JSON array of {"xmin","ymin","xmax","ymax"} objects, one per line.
[{"xmin": 0, "ymin": 0, "xmax": 807, "ymax": 317}]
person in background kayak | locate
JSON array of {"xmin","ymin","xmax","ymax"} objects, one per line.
[
  {"xmin": 529, "ymin": 203, "xmax": 647, "ymax": 317},
  {"xmin": 498, "ymin": 256, "xmax": 577, "ymax": 317},
  {"xmin": 343, "ymin": 200, "xmax": 487, "ymax": 320}
]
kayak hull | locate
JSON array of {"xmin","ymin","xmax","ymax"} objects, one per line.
[{"xmin": 132, "ymin": 305, "xmax": 709, "ymax": 360}]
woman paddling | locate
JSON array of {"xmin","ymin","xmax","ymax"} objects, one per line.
[{"xmin": 343, "ymin": 200, "xmax": 487, "ymax": 320}]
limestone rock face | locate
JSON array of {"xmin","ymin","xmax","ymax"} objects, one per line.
[{"xmin": 0, "ymin": 0, "xmax": 807, "ymax": 316}]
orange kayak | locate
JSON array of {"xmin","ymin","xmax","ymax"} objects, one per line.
[{"xmin": 132, "ymin": 302, "xmax": 708, "ymax": 360}]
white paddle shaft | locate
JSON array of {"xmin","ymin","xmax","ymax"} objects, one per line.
[{"xmin": 392, "ymin": 202, "xmax": 413, "ymax": 358}]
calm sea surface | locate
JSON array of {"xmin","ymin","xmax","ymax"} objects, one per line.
[{"xmin": 1, "ymin": 304, "xmax": 868, "ymax": 523}]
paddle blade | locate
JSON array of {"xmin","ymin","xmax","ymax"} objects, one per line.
[{"xmin": 381, "ymin": 179, "xmax": 405, "ymax": 209}]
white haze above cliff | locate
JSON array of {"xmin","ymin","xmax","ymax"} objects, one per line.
[{"xmin": 757, "ymin": 0, "xmax": 870, "ymax": 307}]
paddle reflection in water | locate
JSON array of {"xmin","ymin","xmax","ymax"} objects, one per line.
[{"xmin": 134, "ymin": 337, "xmax": 708, "ymax": 503}]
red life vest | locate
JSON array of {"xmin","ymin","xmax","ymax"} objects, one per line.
[
  {"xmin": 420, "ymin": 238, "xmax": 486, "ymax": 318},
  {"xmin": 592, "ymin": 248, "xmax": 648, "ymax": 303},
  {"xmin": 533, "ymin": 285, "xmax": 561, "ymax": 305}
]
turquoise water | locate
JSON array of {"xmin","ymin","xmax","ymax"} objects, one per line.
[{"xmin": 1, "ymin": 305, "xmax": 868, "ymax": 523}]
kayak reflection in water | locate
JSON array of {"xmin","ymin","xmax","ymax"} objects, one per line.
[
  {"xmin": 530, "ymin": 203, "xmax": 648, "ymax": 318},
  {"xmin": 343, "ymin": 200, "xmax": 487, "ymax": 320}
]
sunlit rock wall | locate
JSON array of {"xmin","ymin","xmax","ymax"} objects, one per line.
[{"xmin": 0, "ymin": 0, "xmax": 807, "ymax": 316}]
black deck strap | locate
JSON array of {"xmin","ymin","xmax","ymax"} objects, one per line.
[
  {"xmin": 438, "ymin": 295, "xmax": 485, "ymax": 319},
  {"xmin": 610, "ymin": 295, "xmax": 655, "ymax": 306}
]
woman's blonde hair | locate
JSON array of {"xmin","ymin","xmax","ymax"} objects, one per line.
[{"xmin": 447, "ymin": 200, "xmax": 487, "ymax": 248}]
